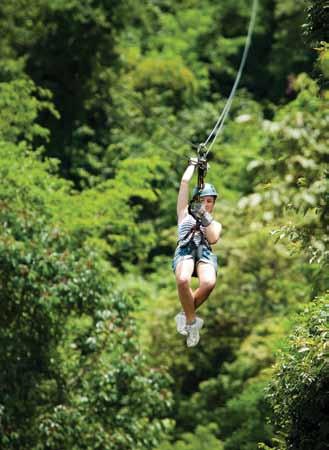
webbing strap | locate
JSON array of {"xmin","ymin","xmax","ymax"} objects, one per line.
[{"xmin": 178, "ymin": 223, "xmax": 211, "ymax": 250}]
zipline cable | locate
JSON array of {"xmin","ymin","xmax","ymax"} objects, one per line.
[{"xmin": 203, "ymin": 0, "xmax": 259, "ymax": 156}]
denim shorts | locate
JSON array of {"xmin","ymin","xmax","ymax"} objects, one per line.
[{"xmin": 172, "ymin": 243, "xmax": 218, "ymax": 277}]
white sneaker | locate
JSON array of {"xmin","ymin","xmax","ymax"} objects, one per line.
[
  {"xmin": 186, "ymin": 317, "xmax": 204, "ymax": 347},
  {"xmin": 175, "ymin": 312, "xmax": 188, "ymax": 336}
]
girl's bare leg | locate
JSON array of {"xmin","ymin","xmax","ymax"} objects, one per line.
[
  {"xmin": 193, "ymin": 262, "xmax": 216, "ymax": 309},
  {"xmin": 175, "ymin": 259, "xmax": 196, "ymax": 324}
]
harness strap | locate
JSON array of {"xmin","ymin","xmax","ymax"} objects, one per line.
[{"xmin": 178, "ymin": 222, "xmax": 211, "ymax": 251}]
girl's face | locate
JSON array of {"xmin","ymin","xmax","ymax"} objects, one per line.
[{"xmin": 201, "ymin": 196, "xmax": 216, "ymax": 213}]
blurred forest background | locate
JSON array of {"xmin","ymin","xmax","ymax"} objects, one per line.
[{"xmin": 0, "ymin": 0, "xmax": 328, "ymax": 449}]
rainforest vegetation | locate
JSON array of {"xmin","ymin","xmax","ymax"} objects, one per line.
[{"xmin": 0, "ymin": 0, "xmax": 328, "ymax": 449}]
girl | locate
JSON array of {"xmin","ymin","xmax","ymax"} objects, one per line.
[{"xmin": 172, "ymin": 159, "xmax": 222, "ymax": 347}]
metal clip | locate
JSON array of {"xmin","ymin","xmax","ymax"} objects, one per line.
[{"xmin": 197, "ymin": 142, "xmax": 208, "ymax": 159}]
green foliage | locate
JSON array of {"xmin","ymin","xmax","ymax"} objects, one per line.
[
  {"xmin": 133, "ymin": 57, "xmax": 198, "ymax": 103},
  {"xmin": 269, "ymin": 0, "xmax": 312, "ymax": 93},
  {"xmin": 0, "ymin": 78, "xmax": 58, "ymax": 144},
  {"xmin": 304, "ymin": 1, "xmax": 329, "ymax": 83},
  {"xmin": 241, "ymin": 74, "xmax": 329, "ymax": 266},
  {"xmin": 0, "ymin": 139, "xmax": 173, "ymax": 449},
  {"xmin": 304, "ymin": 0, "xmax": 329, "ymax": 45},
  {"xmin": 0, "ymin": 0, "xmax": 141, "ymax": 184},
  {"xmin": 172, "ymin": 317, "xmax": 291, "ymax": 449},
  {"xmin": 0, "ymin": 0, "xmax": 43, "ymax": 79},
  {"xmin": 220, "ymin": 378, "xmax": 273, "ymax": 450},
  {"xmin": 316, "ymin": 42, "xmax": 329, "ymax": 78},
  {"xmin": 266, "ymin": 295, "xmax": 329, "ymax": 450},
  {"xmin": 156, "ymin": 424, "xmax": 224, "ymax": 450},
  {"xmin": 57, "ymin": 155, "xmax": 171, "ymax": 271}
]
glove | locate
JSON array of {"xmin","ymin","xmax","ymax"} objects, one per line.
[
  {"xmin": 200, "ymin": 211, "xmax": 213, "ymax": 227},
  {"xmin": 190, "ymin": 202, "xmax": 213, "ymax": 227}
]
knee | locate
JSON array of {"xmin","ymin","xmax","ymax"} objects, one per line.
[
  {"xmin": 176, "ymin": 275, "xmax": 191, "ymax": 289},
  {"xmin": 201, "ymin": 278, "xmax": 216, "ymax": 293}
]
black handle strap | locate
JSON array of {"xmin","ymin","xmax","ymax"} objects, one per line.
[{"xmin": 188, "ymin": 143, "xmax": 209, "ymax": 219}]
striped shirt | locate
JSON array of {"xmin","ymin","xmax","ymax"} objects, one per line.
[{"xmin": 178, "ymin": 214, "xmax": 207, "ymax": 247}]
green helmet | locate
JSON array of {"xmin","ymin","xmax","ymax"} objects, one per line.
[{"xmin": 192, "ymin": 183, "xmax": 218, "ymax": 199}]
